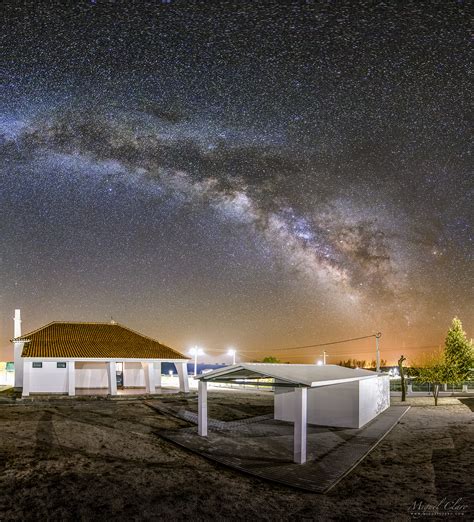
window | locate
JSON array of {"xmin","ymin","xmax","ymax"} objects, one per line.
[
  {"xmin": 32, "ymin": 362, "xmax": 42, "ymax": 368},
  {"xmin": 57, "ymin": 362, "xmax": 67, "ymax": 369}
]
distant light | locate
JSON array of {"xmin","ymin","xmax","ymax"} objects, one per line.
[
  {"xmin": 190, "ymin": 346, "xmax": 204, "ymax": 376},
  {"xmin": 227, "ymin": 347, "xmax": 237, "ymax": 365},
  {"xmin": 317, "ymin": 360, "xmax": 323, "ymax": 366},
  {"xmin": 168, "ymin": 370, "xmax": 173, "ymax": 377}
]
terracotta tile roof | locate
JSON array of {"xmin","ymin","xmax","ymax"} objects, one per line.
[{"xmin": 13, "ymin": 322, "xmax": 189, "ymax": 360}]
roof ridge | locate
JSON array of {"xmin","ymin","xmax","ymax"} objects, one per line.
[
  {"xmin": 11, "ymin": 320, "xmax": 59, "ymax": 342},
  {"xmin": 114, "ymin": 323, "xmax": 166, "ymax": 345},
  {"xmin": 115, "ymin": 323, "xmax": 185, "ymax": 358},
  {"xmin": 13, "ymin": 320, "xmax": 139, "ymax": 340}
]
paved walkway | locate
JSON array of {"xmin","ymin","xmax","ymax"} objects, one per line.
[{"xmin": 158, "ymin": 405, "xmax": 410, "ymax": 493}]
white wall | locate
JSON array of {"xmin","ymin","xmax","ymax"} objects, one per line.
[
  {"xmin": 75, "ymin": 362, "xmax": 108, "ymax": 389},
  {"xmin": 123, "ymin": 362, "xmax": 162, "ymax": 388},
  {"xmin": 25, "ymin": 360, "xmax": 174, "ymax": 392},
  {"xmin": 359, "ymin": 375, "xmax": 390, "ymax": 427},
  {"xmin": 123, "ymin": 362, "xmax": 144, "ymax": 387},
  {"xmin": 309, "ymin": 381, "xmax": 360, "ymax": 428},
  {"xmin": 29, "ymin": 361, "xmax": 69, "ymax": 393},
  {"xmin": 274, "ymin": 382, "xmax": 360, "ymax": 428},
  {"xmin": 274, "ymin": 376, "xmax": 390, "ymax": 429}
]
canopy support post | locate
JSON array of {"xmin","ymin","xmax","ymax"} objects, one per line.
[
  {"xmin": 198, "ymin": 380, "xmax": 208, "ymax": 436},
  {"xmin": 294, "ymin": 387, "xmax": 307, "ymax": 464}
]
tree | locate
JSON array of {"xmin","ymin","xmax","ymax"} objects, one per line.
[
  {"xmin": 262, "ymin": 356, "xmax": 280, "ymax": 363},
  {"xmin": 413, "ymin": 318, "xmax": 472, "ymax": 405},
  {"xmin": 337, "ymin": 358, "xmax": 371, "ymax": 369},
  {"xmin": 444, "ymin": 317, "xmax": 473, "ymax": 382},
  {"xmin": 398, "ymin": 355, "xmax": 407, "ymax": 402},
  {"xmin": 338, "ymin": 359, "xmax": 352, "ymax": 368},
  {"xmin": 414, "ymin": 351, "xmax": 451, "ymax": 406}
]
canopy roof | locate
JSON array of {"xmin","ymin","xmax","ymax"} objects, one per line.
[
  {"xmin": 13, "ymin": 322, "xmax": 189, "ymax": 360},
  {"xmin": 197, "ymin": 363, "xmax": 378, "ymax": 388}
]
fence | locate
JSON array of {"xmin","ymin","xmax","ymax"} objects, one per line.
[{"xmin": 390, "ymin": 379, "xmax": 474, "ymax": 394}]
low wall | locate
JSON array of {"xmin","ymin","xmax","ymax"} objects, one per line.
[{"xmin": 0, "ymin": 371, "xmax": 14, "ymax": 386}]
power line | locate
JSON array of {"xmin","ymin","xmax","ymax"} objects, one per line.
[
  {"xmin": 192, "ymin": 340, "xmax": 440, "ymax": 359},
  {"xmin": 245, "ymin": 346, "xmax": 439, "ymax": 358},
  {"xmin": 309, "ymin": 346, "xmax": 440, "ymax": 357},
  {"xmin": 238, "ymin": 334, "xmax": 379, "ymax": 353},
  {"xmin": 272, "ymin": 334, "xmax": 378, "ymax": 351}
]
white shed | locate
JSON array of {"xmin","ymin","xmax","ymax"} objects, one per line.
[
  {"xmin": 270, "ymin": 364, "xmax": 390, "ymax": 429},
  {"xmin": 196, "ymin": 363, "xmax": 390, "ymax": 464}
]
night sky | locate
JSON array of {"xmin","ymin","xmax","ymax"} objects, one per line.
[{"xmin": 1, "ymin": 1, "xmax": 471, "ymax": 364}]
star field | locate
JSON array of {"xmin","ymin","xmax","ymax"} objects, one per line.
[{"xmin": 0, "ymin": 1, "xmax": 471, "ymax": 363}]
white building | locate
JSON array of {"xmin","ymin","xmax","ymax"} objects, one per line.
[
  {"xmin": 196, "ymin": 363, "xmax": 390, "ymax": 464},
  {"xmin": 273, "ymin": 365, "xmax": 390, "ymax": 429},
  {"xmin": 12, "ymin": 310, "xmax": 190, "ymax": 396}
]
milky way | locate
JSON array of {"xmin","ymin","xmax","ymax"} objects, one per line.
[{"xmin": 0, "ymin": 2, "xmax": 471, "ymax": 363}]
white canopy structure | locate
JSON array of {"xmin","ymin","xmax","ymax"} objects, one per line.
[{"xmin": 196, "ymin": 363, "xmax": 390, "ymax": 464}]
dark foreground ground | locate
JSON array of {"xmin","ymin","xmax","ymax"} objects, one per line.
[{"xmin": 0, "ymin": 391, "xmax": 472, "ymax": 521}]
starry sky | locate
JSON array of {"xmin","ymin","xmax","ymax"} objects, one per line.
[{"xmin": 0, "ymin": 1, "xmax": 472, "ymax": 364}]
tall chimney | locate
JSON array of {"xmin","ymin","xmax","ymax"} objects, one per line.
[{"xmin": 14, "ymin": 309, "xmax": 22, "ymax": 339}]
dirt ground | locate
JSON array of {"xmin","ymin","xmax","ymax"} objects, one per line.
[{"xmin": 0, "ymin": 390, "xmax": 472, "ymax": 521}]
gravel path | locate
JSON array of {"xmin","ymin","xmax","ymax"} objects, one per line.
[{"xmin": 0, "ymin": 393, "xmax": 472, "ymax": 521}]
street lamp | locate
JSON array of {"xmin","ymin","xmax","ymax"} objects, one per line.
[
  {"xmin": 227, "ymin": 348, "xmax": 236, "ymax": 365},
  {"xmin": 189, "ymin": 346, "xmax": 204, "ymax": 376}
]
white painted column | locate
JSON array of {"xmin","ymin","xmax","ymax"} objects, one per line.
[
  {"xmin": 177, "ymin": 362, "xmax": 189, "ymax": 393},
  {"xmin": 68, "ymin": 361, "xmax": 76, "ymax": 396},
  {"xmin": 22, "ymin": 360, "xmax": 31, "ymax": 397},
  {"xmin": 13, "ymin": 342, "xmax": 25, "ymax": 390},
  {"xmin": 462, "ymin": 384, "xmax": 468, "ymax": 392},
  {"xmin": 294, "ymin": 387, "xmax": 307, "ymax": 464},
  {"xmin": 107, "ymin": 361, "xmax": 117, "ymax": 396},
  {"xmin": 155, "ymin": 362, "xmax": 162, "ymax": 388},
  {"xmin": 198, "ymin": 380, "xmax": 208, "ymax": 436},
  {"xmin": 13, "ymin": 310, "xmax": 24, "ymax": 390},
  {"xmin": 142, "ymin": 362, "xmax": 156, "ymax": 394}
]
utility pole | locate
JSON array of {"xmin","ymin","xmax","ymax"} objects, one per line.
[
  {"xmin": 323, "ymin": 351, "xmax": 327, "ymax": 365},
  {"xmin": 375, "ymin": 332, "xmax": 382, "ymax": 372}
]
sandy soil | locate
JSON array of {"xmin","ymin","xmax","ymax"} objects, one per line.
[{"xmin": 0, "ymin": 391, "xmax": 472, "ymax": 521}]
